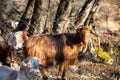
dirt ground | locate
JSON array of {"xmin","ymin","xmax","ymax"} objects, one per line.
[{"xmin": 44, "ymin": 60, "xmax": 120, "ymax": 80}]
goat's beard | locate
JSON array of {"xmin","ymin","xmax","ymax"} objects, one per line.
[{"xmin": 81, "ymin": 42, "xmax": 88, "ymax": 53}]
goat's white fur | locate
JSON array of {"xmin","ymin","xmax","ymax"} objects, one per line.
[
  {"xmin": 0, "ymin": 57, "xmax": 42, "ymax": 80},
  {"xmin": 8, "ymin": 31, "xmax": 24, "ymax": 49}
]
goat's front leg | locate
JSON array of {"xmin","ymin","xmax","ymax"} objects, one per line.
[{"xmin": 57, "ymin": 61, "xmax": 69, "ymax": 80}]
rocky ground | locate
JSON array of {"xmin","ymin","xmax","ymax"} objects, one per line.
[{"xmin": 44, "ymin": 60, "xmax": 120, "ymax": 80}]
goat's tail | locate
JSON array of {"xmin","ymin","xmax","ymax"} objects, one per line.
[{"xmin": 23, "ymin": 25, "xmax": 29, "ymax": 43}]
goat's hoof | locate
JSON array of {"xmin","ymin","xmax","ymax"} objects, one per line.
[{"xmin": 42, "ymin": 76, "xmax": 48, "ymax": 80}]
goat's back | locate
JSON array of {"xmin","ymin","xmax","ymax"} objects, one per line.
[{"xmin": 0, "ymin": 66, "xmax": 17, "ymax": 80}]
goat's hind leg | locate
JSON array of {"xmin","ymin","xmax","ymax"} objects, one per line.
[{"xmin": 40, "ymin": 67, "xmax": 48, "ymax": 80}]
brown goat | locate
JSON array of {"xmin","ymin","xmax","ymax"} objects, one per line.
[
  {"xmin": 0, "ymin": 42, "xmax": 13, "ymax": 66},
  {"xmin": 23, "ymin": 27, "xmax": 96, "ymax": 80}
]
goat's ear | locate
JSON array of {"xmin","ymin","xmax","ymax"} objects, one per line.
[
  {"xmin": 21, "ymin": 61, "xmax": 27, "ymax": 67},
  {"xmin": 21, "ymin": 58, "xmax": 30, "ymax": 67}
]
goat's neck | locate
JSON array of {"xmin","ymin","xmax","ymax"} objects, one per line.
[
  {"xmin": 71, "ymin": 33, "xmax": 87, "ymax": 53},
  {"xmin": 16, "ymin": 70, "xmax": 32, "ymax": 80}
]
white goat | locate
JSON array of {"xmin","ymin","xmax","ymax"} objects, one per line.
[{"xmin": 0, "ymin": 57, "xmax": 43, "ymax": 80}]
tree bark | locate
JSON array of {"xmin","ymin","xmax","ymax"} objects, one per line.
[
  {"xmin": 74, "ymin": 0, "xmax": 97, "ymax": 28},
  {"xmin": 30, "ymin": 0, "xmax": 49, "ymax": 35},
  {"xmin": 15, "ymin": 0, "xmax": 35, "ymax": 31},
  {"xmin": 16, "ymin": 0, "xmax": 100, "ymax": 35},
  {"xmin": 84, "ymin": 0, "xmax": 100, "ymax": 29},
  {"xmin": 0, "ymin": 0, "xmax": 14, "ymax": 22},
  {"xmin": 52, "ymin": 0, "xmax": 74, "ymax": 33}
]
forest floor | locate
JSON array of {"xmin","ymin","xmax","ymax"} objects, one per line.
[{"xmin": 44, "ymin": 60, "xmax": 120, "ymax": 80}]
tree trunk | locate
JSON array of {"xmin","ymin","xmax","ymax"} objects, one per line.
[
  {"xmin": 74, "ymin": 0, "xmax": 98, "ymax": 28},
  {"xmin": 52, "ymin": 0, "xmax": 74, "ymax": 33},
  {"xmin": 17, "ymin": 0, "xmax": 100, "ymax": 35},
  {"xmin": 30, "ymin": 0, "xmax": 49, "ymax": 35},
  {"xmin": 15, "ymin": 0, "xmax": 35, "ymax": 31},
  {"xmin": 84, "ymin": 0, "xmax": 100, "ymax": 29}
]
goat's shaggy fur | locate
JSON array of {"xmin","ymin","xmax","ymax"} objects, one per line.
[{"xmin": 23, "ymin": 27, "xmax": 95, "ymax": 80}]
